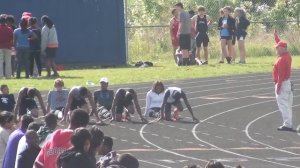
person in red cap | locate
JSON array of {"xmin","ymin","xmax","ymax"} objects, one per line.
[{"xmin": 273, "ymin": 30, "xmax": 293, "ymax": 131}]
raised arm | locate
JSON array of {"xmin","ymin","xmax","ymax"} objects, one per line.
[
  {"xmin": 274, "ymin": 30, "xmax": 280, "ymax": 44},
  {"xmin": 182, "ymin": 91, "xmax": 198, "ymax": 123}
]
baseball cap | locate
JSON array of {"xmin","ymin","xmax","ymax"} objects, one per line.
[
  {"xmin": 100, "ymin": 77, "xmax": 109, "ymax": 83},
  {"xmin": 275, "ymin": 41, "xmax": 287, "ymax": 48}
]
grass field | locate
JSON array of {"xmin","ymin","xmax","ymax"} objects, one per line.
[{"xmin": 2, "ymin": 56, "xmax": 300, "ymax": 93}]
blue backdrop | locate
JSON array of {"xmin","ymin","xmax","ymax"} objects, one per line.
[{"xmin": 0, "ymin": 0, "xmax": 126, "ymax": 65}]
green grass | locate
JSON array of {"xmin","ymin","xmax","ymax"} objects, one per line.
[{"xmin": 2, "ymin": 56, "xmax": 300, "ymax": 94}]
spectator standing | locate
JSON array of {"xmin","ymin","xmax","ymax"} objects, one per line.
[
  {"xmin": 28, "ymin": 17, "xmax": 42, "ymax": 77},
  {"xmin": 5, "ymin": 15, "xmax": 17, "ymax": 77},
  {"xmin": 0, "ymin": 15, "xmax": 13, "ymax": 78},
  {"xmin": 170, "ymin": 8, "xmax": 180, "ymax": 63},
  {"xmin": 41, "ymin": 15, "xmax": 59, "ymax": 77}
]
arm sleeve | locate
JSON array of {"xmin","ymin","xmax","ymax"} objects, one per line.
[
  {"xmin": 274, "ymin": 32, "xmax": 280, "ymax": 44},
  {"xmin": 35, "ymin": 145, "xmax": 46, "ymax": 167},
  {"xmin": 277, "ymin": 59, "xmax": 287, "ymax": 88},
  {"xmin": 145, "ymin": 91, "xmax": 151, "ymax": 115},
  {"xmin": 41, "ymin": 26, "xmax": 48, "ymax": 52}
]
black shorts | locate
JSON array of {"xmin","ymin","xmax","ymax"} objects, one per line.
[
  {"xmin": 164, "ymin": 100, "xmax": 181, "ymax": 115},
  {"xmin": 70, "ymin": 97, "xmax": 87, "ymax": 111},
  {"xmin": 179, "ymin": 34, "xmax": 191, "ymax": 50},
  {"xmin": 196, "ymin": 34, "xmax": 209, "ymax": 48},
  {"xmin": 116, "ymin": 101, "xmax": 133, "ymax": 114},
  {"xmin": 19, "ymin": 98, "xmax": 37, "ymax": 116},
  {"xmin": 237, "ymin": 34, "xmax": 246, "ymax": 41},
  {"xmin": 45, "ymin": 48, "xmax": 57, "ymax": 58},
  {"xmin": 220, "ymin": 36, "xmax": 232, "ymax": 41}
]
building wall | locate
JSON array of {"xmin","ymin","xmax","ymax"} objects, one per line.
[{"xmin": 1, "ymin": 0, "xmax": 126, "ymax": 65}]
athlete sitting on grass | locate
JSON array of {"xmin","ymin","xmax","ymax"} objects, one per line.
[
  {"xmin": 160, "ymin": 87, "xmax": 198, "ymax": 123},
  {"xmin": 111, "ymin": 88, "xmax": 147, "ymax": 123}
]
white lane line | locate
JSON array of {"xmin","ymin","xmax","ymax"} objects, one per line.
[
  {"xmin": 175, "ymin": 139, "xmax": 183, "ymax": 142},
  {"xmin": 199, "ymin": 144, "xmax": 205, "ymax": 147},
  {"xmin": 202, "ymin": 133, "xmax": 210, "ymax": 136},
  {"xmin": 218, "ymin": 125, "xmax": 227, "ymax": 128},
  {"xmin": 193, "ymin": 97, "xmax": 300, "ymax": 168},
  {"xmin": 119, "ymin": 126, "xmax": 126, "ymax": 129},
  {"xmin": 163, "ymin": 136, "xmax": 171, "ymax": 139},
  {"xmin": 167, "ymin": 125, "xmax": 175, "ymax": 128},
  {"xmin": 132, "ymin": 142, "xmax": 139, "ymax": 145},
  {"xmin": 139, "ymin": 159, "xmax": 172, "ymax": 168},
  {"xmin": 139, "ymin": 119, "xmax": 213, "ymax": 165},
  {"xmin": 229, "ymin": 127, "xmax": 238, "ymax": 130},
  {"xmin": 187, "ymin": 142, "xmax": 194, "ymax": 144},
  {"xmin": 279, "ymin": 139, "xmax": 287, "ymax": 142},
  {"xmin": 152, "ymin": 134, "xmax": 159, "ymax": 137},
  {"xmin": 179, "ymin": 128, "xmax": 187, "ymax": 131},
  {"xmin": 143, "ymin": 145, "xmax": 151, "ymax": 148},
  {"xmin": 267, "ymin": 136, "xmax": 274, "ymax": 139},
  {"xmin": 227, "ymin": 139, "xmax": 235, "ymax": 141},
  {"xmin": 245, "ymin": 103, "xmax": 300, "ymax": 157},
  {"xmin": 254, "ymin": 133, "xmax": 262, "ymax": 135},
  {"xmin": 121, "ymin": 139, "xmax": 128, "ymax": 142},
  {"xmin": 111, "ymin": 137, "xmax": 117, "ymax": 140},
  {"xmin": 129, "ymin": 128, "xmax": 137, "ymax": 131},
  {"xmin": 207, "ymin": 122, "xmax": 215, "ymax": 125},
  {"xmin": 215, "ymin": 136, "xmax": 223, "ymax": 139}
]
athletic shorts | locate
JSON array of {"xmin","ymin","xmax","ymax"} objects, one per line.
[
  {"xmin": 196, "ymin": 34, "xmax": 209, "ymax": 48},
  {"xmin": 19, "ymin": 98, "xmax": 38, "ymax": 116},
  {"xmin": 164, "ymin": 100, "xmax": 181, "ymax": 115},
  {"xmin": 45, "ymin": 48, "xmax": 57, "ymax": 58},
  {"xmin": 70, "ymin": 97, "xmax": 87, "ymax": 111},
  {"xmin": 116, "ymin": 101, "xmax": 133, "ymax": 114},
  {"xmin": 220, "ymin": 36, "xmax": 232, "ymax": 41},
  {"xmin": 179, "ymin": 34, "xmax": 191, "ymax": 50},
  {"xmin": 237, "ymin": 34, "xmax": 246, "ymax": 41}
]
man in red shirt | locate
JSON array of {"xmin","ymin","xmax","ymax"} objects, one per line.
[
  {"xmin": 273, "ymin": 30, "xmax": 293, "ymax": 131},
  {"xmin": 0, "ymin": 15, "xmax": 13, "ymax": 78}
]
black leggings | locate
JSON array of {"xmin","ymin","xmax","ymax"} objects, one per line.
[{"xmin": 29, "ymin": 50, "xmax": 42, "ymax": 76}]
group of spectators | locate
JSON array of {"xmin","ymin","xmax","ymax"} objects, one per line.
[
  {"xmin": 0, "ymin": 12, "xmax": 59, "ymax": 79},
  {"xmin": 170, "ymin": 3, "xmax": 250, "ymax": 66}
]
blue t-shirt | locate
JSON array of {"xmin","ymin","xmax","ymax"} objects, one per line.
[
  {"xmin": 220, "ymin": 17, "xmax": 230, "ymax": 37},
  {"xmin": 0, "ymin": 94, "xmax": 16, "ymax": 112},
  {"xmin": 14, "ymin": 28, "xmax": 33, "ymax": 49}
]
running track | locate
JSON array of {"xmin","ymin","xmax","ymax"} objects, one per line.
[{"xmin": 41, "ymin": 70, "xmax": 300, "ymax": 168}]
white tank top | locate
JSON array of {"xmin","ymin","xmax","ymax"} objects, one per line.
[{"xmin": 166, "ymin": 87, "xmax": 182, "ymax": 103}]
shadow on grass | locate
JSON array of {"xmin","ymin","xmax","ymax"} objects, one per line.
[{"xmin": 36, "ymin": 75, "xmax": 83, "ymax": 80}]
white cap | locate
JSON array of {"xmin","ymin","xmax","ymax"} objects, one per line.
[{"xmin": 100, "ymin": 77, "xmax": 109, "ymax": 83}]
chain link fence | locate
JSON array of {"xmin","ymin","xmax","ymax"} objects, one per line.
[{"xmin": 125, "ymin": 0, "xmax": 300, "ymax": 63}]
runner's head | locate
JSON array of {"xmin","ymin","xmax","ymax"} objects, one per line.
[
  {"xmin": 171, "ymin": 8, "xmax": 178, "ymax": 17},
  {"xmin": 29, "ymin": 17, "xmax": 38, "ymax": 27},
  {"xmin": 71, "ymin": 127, "xmax": 91, "ymax": 153},
  {"xmin": 173, "ymin": 90, "xmax": 182, "ymax": 101},
  {"xmin": 100, "ymin": 77, "xmax": 109, "ymax": 90},
  {"xmin": 41, "ymin": 15, "xmax": 54, "ymax": 28},
  {"xmin": 69, "ymin": 109, "xmax": 89, "ymax": 130},
  {"xmin": 152, "ymin": 81, "xmax": 165, "ymax": 94},
  {"xmin": 21, "ymin": 114, "xmax": 34, "ymax": 129},
  {"xmin": 79, "ymin": 87, "xmax": 88, "ymax": 97},
  {"xmin": 234, "ymin": 7, "xmax": 246, "ymax": 18},
  {"xmin": 175, "ymin": 2, "xmax": 184, "ymax": 12},
  {"xmin": 45, "ymin": 113, "xmax": 58, "ymax": 130},
  {"xmin": 223, "ymin": 6, "xmax": 232, "ymax": 16},
  {"xmin": 197, "ymin": 6, "xmax": 206, "ymax": 16},
  {"xmin": 27, "ymin": 122, "xmax": 41, "ymax": 132},
  {"xmin": 99, "ymin": 136, "xmax": 113, "ymax": 155},
  {"xmin": 118, "ymin": 153, "xmax": 139, "ymax": 168},
  {"xmin": 275, "ymin": 41, "xmax": 288, "ymax": 55},
  {"xmin": 125, "ymin": 89, "xmax": 135, "ymax": 102},
  {"xmin": 0, "ymin": 84, "xmax": 9, "ymax": 94},
  {"xmin": 27, "ymin": 88, "xmax": 38, "ymax": 98},
  {"xmin": 89, "ymin": 126, "xmax": 104, "ymax": 155},
  {"xmin": 189, "ymin": 10, "xmax": 195, "ymax": 18},
  {"xmin": 5, "ymin": 15, "xmax": 15, "ymax": 26},
  {"xmin": 25, "ymin": 130, "xmax": 39, "ymax": 148},
  {"xmin": 0, "ymin": 111, "xmax": 14, "ymax": 129},
  {"xmin": 54, "ymin": 78, "xmax": 64, "ymax": 91}
]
